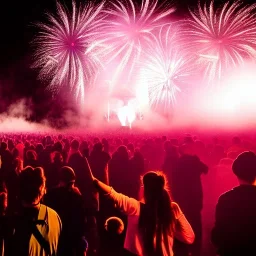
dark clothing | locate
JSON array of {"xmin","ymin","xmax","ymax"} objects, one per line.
[
  {"xmin": 68, "ymin": 152, "xmax": 99, "ymax": 255},
  {"xmin": 173, "ymin": 154, "xmax": 208, "ymax": 213},
  {"xmin": 6, "ymin": 207, "xmax": 39, "ymax": 256},
  {"xmin": 99, "ymin": 231, "xmax": 136, "ymax": 256},
  {"xmin": 89, "ymin": 150, "xmax": 110, "ymax": 184},
  {"xmin": 109, "ymin": 153, "xmax": 130, "ymax": 195},
  {"xmin": 25, "ymin": 159, "xmax": 40, "ymax": 168},
  {"xmin": 0, "ymin": 149, "xmax": 13, "ymax": 180},
  {"xmin": 68, "ymin": 152, "xmax": 98, "ymax": 212},
  {"xmin": 212, "ymin": 185, "xmax": 256, "ymax": 256},
  {"xmin": 172, "ymin": 154, "xmax": 208, "ymax": 256},
  {"xmin": 44, "ymin": 186, "xmax": 86, "ymax": 256},
  {"xmin": 45, "ymin": 161, "xmax": 64, "ymax": 189},
  {"xmin": 128, "ymin": 154, "xmax": 144, "ymax": 199}
]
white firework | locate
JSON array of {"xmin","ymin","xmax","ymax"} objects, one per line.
[{"xmin": 34, "ymin": 1, "xmax": 105, "ymax": 105}]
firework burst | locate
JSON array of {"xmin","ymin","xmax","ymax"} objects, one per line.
[
  {"xmin": 186, "ymin": 1, "xmax": 256, "ymax": 83},
  {"xmin": 142, "ymin": 25, "xmax": 192, "ymax": 114},
  {"xmin": 95, "ymin": 0, "xmax": 175, "ymax": 85},
  {"xmin": 34, "ymin": 1, "xmax": 105, "ymax": 105}
]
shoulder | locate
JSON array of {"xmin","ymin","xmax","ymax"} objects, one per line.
[
  {"xmin": 43, "ymin": 204, "xmax": 60, "ymax": 220},
  {"xmin": 216, "ymin": 188, "xmax": 238, "ymax": 207},
  {"xmin": 218, "ymin": 187, "xmax": 237, "ymax": 200},
  {"xmin": 171, "ymin": 202, "xmax": 183, "ymax": 219}
]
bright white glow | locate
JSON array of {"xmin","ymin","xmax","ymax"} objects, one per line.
[{"xmin": 117, "ymin": 103, "xmax": 136, "ymax": 127}]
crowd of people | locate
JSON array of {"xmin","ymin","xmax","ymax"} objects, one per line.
[{"xmin": 0, "ymin": 132, "xmax": 255, "ymax": 256}]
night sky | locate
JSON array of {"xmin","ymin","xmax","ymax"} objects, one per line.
[{"xmin": 0, "ymin": 0, "xmax": 254, "ymax": 123}]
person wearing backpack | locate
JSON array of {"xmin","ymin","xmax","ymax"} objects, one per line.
[{"xmin": 4, "ymin": 166, "xmax": 62, "ymax": 256}]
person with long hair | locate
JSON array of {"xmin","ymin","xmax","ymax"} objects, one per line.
[{"xmin": 85, "ymin": 158, "xmax": 195, "ymax": 256}]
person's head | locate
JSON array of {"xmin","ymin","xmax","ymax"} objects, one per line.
[
  {"xmin": 93, "ymin": 142, "xmax": 103, "ymax": 152},
  {"xmin": 80, "ymin": 140, "xmax": 89, "ymax": 151},
  {"xmin": 12, "ymin": 147, "xmax": 19, "ymax": 158},
  {"xmin": 70, "ymin": 139, "xmax": 80, "ymax": 151},
  {"xmin": 134, "ymin": 148, "xmax": 143, "ymax": 159},
  {"xmin": 14, "ymin": 157, "xmax": 23, "ymax": 173},
  {"xmin": 51, "ymin": 151, "xmax": 63, "ymax": 164},
  {"xmin": 232, "ymin": 151, "xmax": 256, "ymax": 184},
  {"xmin": 139, "ymin": 171, "xmax": 175, "ymax": 255},
  {"xmin": 142, "ymin": 171, "xmax": 166, "ymax": 203},
  {"xmin": 26, "ymin": 150, "xmax": 37, "ymax": 161},
  {"xmin": 0, "ymin": 142, "xmax": 7, "ymax": 151},
  {"xmin": 19, "ymin": 167, "xmax": 46, "ymax": 206},
  {"xmin": 59, "ymin": 166, "xmax": 76, "ymax": 188},
  {"xmin": 53, "ymin": 141, "xmax": 63, "ymax": 152},
  {"xmin": 104, "ymin": 217, "xmax": 124, "ymax": 235},
  {"xmin": 117, "ymin": 145, "xmax": 129, "ymax": 159}
]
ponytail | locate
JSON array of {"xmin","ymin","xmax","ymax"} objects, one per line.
[{"xmin": 139, "ymin": 172, "xmax": 175, "ymax": 256}]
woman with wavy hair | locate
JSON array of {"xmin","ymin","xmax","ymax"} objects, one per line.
[{"xmin": 87, "ymin": 157, "xmax": 195, "ymax": 256}]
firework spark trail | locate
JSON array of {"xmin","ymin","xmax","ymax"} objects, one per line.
[
  {"xmin": 142, "ymin": 25, "xmax": 193, "ymax": 114},
  {"xmin": 95, "ymin": 0, "xmax": 175, "ymax": 87},
  {"xmin": 186, "ymin": 1, "xmax": 256, "ymax": 83},
  {"xmin": 34, "ymin": 1, "xmax": 105, "ymax": 105}
]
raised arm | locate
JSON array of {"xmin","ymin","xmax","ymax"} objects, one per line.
[
  {"xmin": 93, "ymin": 178, "xmax": 139, "ymax": 215},
  {"xmin": 86, "ymin": 158, "xmax": 139, "ymax": 215}
]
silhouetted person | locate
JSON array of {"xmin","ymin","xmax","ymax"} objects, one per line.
[
  {"xmin": 128, "ymin": 149, "xmax": 145, "ymax": 199},
  {"xmin": 68, "ymin": 140, "xmax": 98, "ymax": 256},
  {"xmin": 172, "ymin": 143, "xmax": 208, "ymax": 256},
  {"xmin": 89, "ymin": 142, "xmax": 110, "ymax": 184},
  {"xmin": 162, "ymin": 141, "xmax": 179, "ymax": 191},
  {"xmin": 5, "ymin": 156, "xmax": 21, "ymax": 214},
  {"xmin": 89, "ymin": 142, "xmax": 111, "ymax": 231},
  {"xmin": 102, "ymin": 138, "xmax": 109, "ymax": 154},
  {"xmin": 5, "ymin": 166, "xmax": 62, "ymax": 256},
  {"xmin": 80, "ymin": 140, "xmax": 90, "ymax": 159},
  {"xmin": 212, "ymin": 151, "xmax": 256, "ymax": 256},
  {"xmin": 68, "ymin": 139, "xmax": 98, "ymax": 211},
  {"xmin": 25, "ymin": 150, "xmax": 39, "ymax": 168},
  {"xmin": 45, "ymin": 151, "xmax": 64, "ymax": 189},
  {"xmin": 109, "ymin": 145, "xmax": 130, "ymax": 195},
  {"xmin": 44, "ymin": 166, "xmax": 87, "ymax": 256},
  {"xmin": 0, "ymin": 181, "xmax": 7, "ymax": 255},
  {"xmin": 99, "ymin": 217, "xmax": 132, "ymax": 256},
  {"xmin": 0, "ymin": 142, "xmax": 13, "ymax": 181},
  {"xmin": 227, "ymin": 136, "xmax": 244, "ymax": 155}
]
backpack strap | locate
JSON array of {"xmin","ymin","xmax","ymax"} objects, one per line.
[
  {"xmin": 31, "ymin": 224, "xmax": 51, "ymax": 255},
  {"xmin": 31, "ymin": 205, "xmax": 53, "ymax": 256}
]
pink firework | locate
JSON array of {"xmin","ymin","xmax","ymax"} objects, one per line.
[
  {"xmin": 34, "ymin": 1, "xmax": 105, "ymax": 105},
  {"xmin": 186, "ymin": 1, "xmax": 256, "ymax": 83},
  {"xmin": 96, "ymin": 0, "xmax": 175, "ymax": 84},
  {"xmin": 142, "ymin": 25, "xmax": 193, "ymax": 114}
]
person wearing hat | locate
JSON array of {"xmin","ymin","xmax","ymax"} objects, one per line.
[
  {"xmin": 212, "ymin": 151, "xmax": 256, "ymax": 256},
  {"xmin": 44, "ymin": 166, "xmax": 87, "ymax": 256}
]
